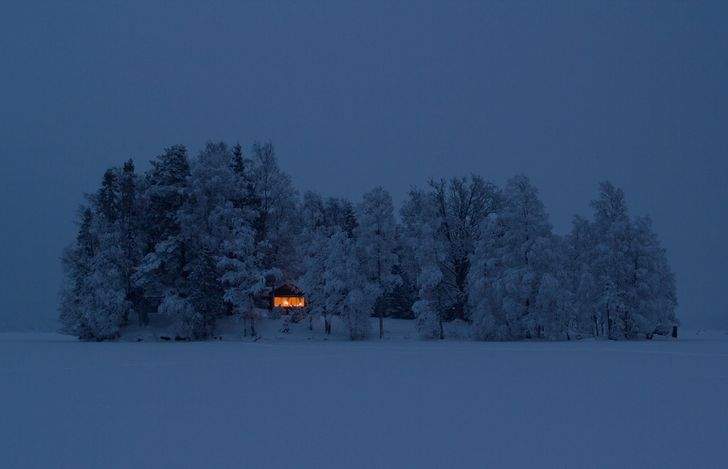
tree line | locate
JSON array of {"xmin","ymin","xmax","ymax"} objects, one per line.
[{"xmin": 59, "ymin": 141, "xmax": 678, "ymax": 341}]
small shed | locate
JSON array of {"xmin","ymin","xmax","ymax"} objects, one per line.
[{"xmin": 271, "ymin": 284, "xmax": 306, "ymax": 309}]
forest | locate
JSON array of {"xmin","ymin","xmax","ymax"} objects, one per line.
[{"xmin": 58, "ymin": 141, "xmax": 678, "ymax": 341}]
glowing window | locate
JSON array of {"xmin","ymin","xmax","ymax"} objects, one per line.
[{"xmin": 273, "ymin": 296, "xmax": 306, "ymax": 308}]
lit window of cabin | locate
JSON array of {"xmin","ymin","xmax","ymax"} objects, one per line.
[
  {"xmin": 273, "ymin": 296, "xmax": 306, "ymax": 308},
  {"xmin": 271, "ymin": 284, "xmax": 306, "ymax": 309}
]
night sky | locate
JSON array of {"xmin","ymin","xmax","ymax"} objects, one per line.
[{"xmin": 1, "ymin": 1, "xmax": 726, "ymax": 329}]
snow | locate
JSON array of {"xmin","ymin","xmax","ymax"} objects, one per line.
[{"xmin": 2, "ymin": 321, "xmax": 727, "ymax": 468}]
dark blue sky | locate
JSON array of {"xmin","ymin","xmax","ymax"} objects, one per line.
[{"xmin": 1, "ymin": 1, "xmax": 726, "ymax": 329}]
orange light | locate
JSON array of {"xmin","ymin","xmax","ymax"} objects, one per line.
[{"xmin": 273, "ymin": 296, "xmax": 306, "ymax": 308}]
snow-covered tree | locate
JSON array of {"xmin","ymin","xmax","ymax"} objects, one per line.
[
  {"xmin": 297, "ymin": 192, "xmax": 363, "ymax": 334},
  {"xmin": 59, "ymin": 207, "xmax": 95, "ymax": 337},
  {"xmin": 566, "ymin": 182, "xmax": 678, "ymax": 339},
  {"xmin": 343, "ymin": 289, "xmax": 373, "ymax": 341},
  {"xmin": 217, "ymin": 208, "xmax": 264, "ymax": 337},
  {"xmin": 134, "ymin": 145, "xmax": 191, "ymax": 315},
  {"xmin": 399, "ymin": 188, "xmax": 447, "ymax": 333},
  {"xmin": 627, "ymin": 216, "xmax": 678, "ymax": 337},
  {"xmin": 140, "ymin": 145, "xmax": 191, "ymax": 250},
  {"xmin": 588, "ymin": 181, "xmax": 634, "ymax": 338},
  {"xmin": 249, "ymin": 142, "xmax": 299, "ymax": 281},
  {"xmin": 468, "ymin": 175, "xmax": 569, "ymax": 340},
  {"xmin": 324, "ymin": 230, "xmax": 372, "ymax": 340},
  {"xmin": 88, "ymin": 169, "xmax": 133, "ymax": 337},
  {"xmin": 355, "ymin": 187, "xmax": 400, "ymax": 338},
  {"xmin": 428, "ymin": 177, "xmax": 501, "ymax": 321},
  {"xmin": 134, "ymin": 142, "xmax": 263, "ymax": 339},
  {"xmin": 413, "ymin": 266, "xmax": 443, "ymax": 339},
  {"xmin": 300, "ymin": 229, "xmax": 371, "ymax": 339},
  {"xmin": 118, "ymin": 159, "xmax": 145, "ymax": 325},
  {"xmin": 399, "ymin": 177, "xmax": 501, "ymax": 325},
  {"xmin": 298, "ymin": 227, "xmax": 331, "ymax": 332},
  {"xmin": 173, "ymin": 142, "xmax": 259, "ymax": 338},
  {"xmin": 564, "ymin": 215, "xmax": 600, "ymax": 336},
  {"xmin": 339, "ymin": 199, "xmax": 358, "ymax": 238},
  {"xmin": 59, "ymin": 169, "xmax": 131, "ymax": 340},
  {"xmin": 79, "ymin": 234, "xmax": 129, "ymax": 340}
]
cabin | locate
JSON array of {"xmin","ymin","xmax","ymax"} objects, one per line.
[{"xmin": 271, "ymin": 284, "xmax": 306, "ymax": 309}]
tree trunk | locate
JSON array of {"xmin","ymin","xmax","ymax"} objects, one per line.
[
  {"xmin": 379, "ymin": 311, "xmax": 384, "ymax": 339},
  {"xmin": 439, "ymin": 318, "xmax": 444, "ymax": 340},
  {"xmin": 607, "ymin": 315, "xmax": 613, "ymax": 340},
  {"xmin": 139, "ymin": 309, "xmax": 148, "ymax": 327}
]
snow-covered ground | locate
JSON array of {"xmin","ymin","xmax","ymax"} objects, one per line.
[{"xmin": 2, "ymin": 320, "xmax": 727, "ymax": 468}]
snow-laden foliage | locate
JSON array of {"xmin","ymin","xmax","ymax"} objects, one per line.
[
  {"xmin": 297, "ymin": 192, "xmax": 360, "ymax": 336},
  {"xmin": 324, "ymin": 230, "xmax": 373, "ymax": 340},
  {"xmin": 399, "ymin": 177, "xmax": 501, "ymax": 331},
  {"xmin": 158, "ymin": 292, "xmax": 203, "ymax": 339},
  {"xmin": 299, "ymin": 228, "xmax": 372, "ymax": 340},
  {"xmin": 133, "ymin": 145, "xmax": 192, "ymax": 318},
  {"xmin": 59, "ymin": 170, "xmax": 132, "ymax": 340},
  {"xmin": 468, "ymin": 175, "xmax": 569, "ymax": 340},
  {"xmin": 628, "ymin": 216, "xmax": 678, "ymax": 336},
  {"xmin": 565, "ymin": 182, "xmax": 678, "ymax": 339},
  {"xmin": 60, "ymin": 142, "xmax": 287, "ymax": 340},
  {"xmin": 58, "ymin": 139, "xmax": 678, "ymax": 342},
  {"xmin": 355, "ymin": 187, "xmax": 400, "ymax": 338},
  {"xmin": 173, "ymin": 142, "xmax": 248, "ymax": 337},
  {"xmin": 413, "ymin": 266, "xmax": 443, "ymax": 339},
  {"xmin": 249, "ymin": 142, "xmax": 300, "ymax": 280},
  {"xmin": 59, "ymin": 208, "xmax": 95, "ymax": 337},
  {"xmin": 298, "ymin": 227, "xmax": 331, "ymax": 329},
  {"xmin": 413, "ymin": 300, "xmax": 440, "ymax": 339},
  {"xmin": 343, "ymin": 289, "xmax": 373, "ymax": 341}
]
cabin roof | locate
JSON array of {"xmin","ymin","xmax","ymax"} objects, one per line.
[{"xmin": 273, "ymin": 283, "xmax": 304, "ymax": 297}]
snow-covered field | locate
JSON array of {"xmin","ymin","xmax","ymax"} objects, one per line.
[{"xmin": 2, "ymin": 320, "xmax": 727, "ymax": 469}]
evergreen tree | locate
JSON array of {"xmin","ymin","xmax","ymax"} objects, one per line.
[
  {"xmin": 142, "ymin": 144, "xmax": 190, "ymax": 248},
  {"xmin": 134, "ymin": 145, "xmax": 191, "ymax": 315},
  {"xmin": 172, "ymin": 141, "xmax": 256, "ymax": 338},
  {"xmin": 341, "ymin": 200, "xmax": 358, "ymax": 238},
  {"xmin": 60, "ymin": 167, "xmax": 130, "ymax": 340},
  {"xmin": 232, "ymin": 142, "xmax": 246, "ymax": 177},
  {"xmin": 119, "ymin": 159, "xmax": 145, "ymax": 325},
  {"xmin": 84, "ymin": 168, "xmax": 129, "ymax": 339},
  {"xmin": 58, "ymin": 207, "xmax": 95, "ymax": 337},
  {"xmin": 97, "ymin": 169, "xmax": 120, "ymax": 223}
]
